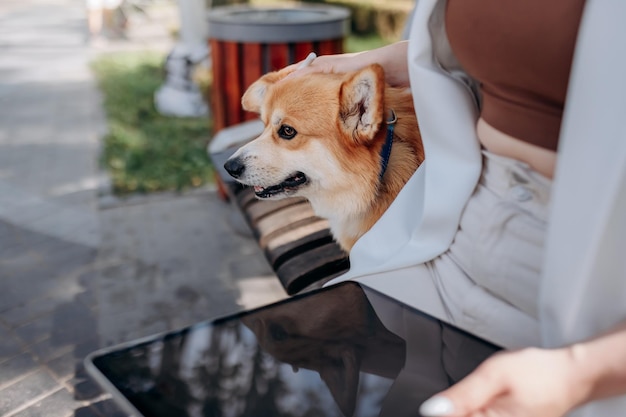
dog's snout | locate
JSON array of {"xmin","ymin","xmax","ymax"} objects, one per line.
[{"xmin": 224, "ymin": 157, "xmax": 245, "ymax": 179}]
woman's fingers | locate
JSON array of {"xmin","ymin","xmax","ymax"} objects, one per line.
[
  {"xmin": 419, "ymin": 347, "xmax": 585, "ymax": 417},
  {"xmin": 419, "ymin": 359, "xmax": 507, "ymax": 416},
  {"xmin": 296, "ymin": 52, "xmax": 317, "ymax": 69}
]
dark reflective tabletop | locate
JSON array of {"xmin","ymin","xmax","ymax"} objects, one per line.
[{"xmin": 87, "ymin": 281, "xmax": 501, "ymax": 417}]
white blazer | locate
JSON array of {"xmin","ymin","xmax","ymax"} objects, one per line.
[{"xmin": 329, "ymin": 1, "xmax": 626, "ymax": 414}]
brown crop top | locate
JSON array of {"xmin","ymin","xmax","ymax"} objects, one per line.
[{"xmin": 445, "ymin": 0, "xmax": 585, "ymax": 150}]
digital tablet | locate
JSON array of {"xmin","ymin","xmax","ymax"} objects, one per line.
[{"xmin": 85, "ymin": 281, "xmax": 501, "ymax": 417}]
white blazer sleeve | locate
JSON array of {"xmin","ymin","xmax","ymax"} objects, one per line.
[{"xmin": 540, "ymin": 2, "xmax": 626, "ymax": 415}]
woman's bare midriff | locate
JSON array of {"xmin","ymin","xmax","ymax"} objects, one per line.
[{"xmin": 477, "ymin": 118, "xmax": 557, "ymax": 179}]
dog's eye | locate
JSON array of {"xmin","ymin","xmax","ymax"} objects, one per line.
[{"xmin": 277, "ymin": 124, "xmax": 297, "ymax": 140}]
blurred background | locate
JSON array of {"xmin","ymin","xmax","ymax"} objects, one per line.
[{"xmin": 0, "ymin": 0, "xmax": 411, "ymax": 416}]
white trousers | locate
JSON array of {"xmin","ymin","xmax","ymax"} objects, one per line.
[
  {"xmin": 351, "ymin": 151, "xmax": 552, "ymax": 349},
  {"xmin": 431, "ymin": 150, "xmax": 551, "ymax": 347}
]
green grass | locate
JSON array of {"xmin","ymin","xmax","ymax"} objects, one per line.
[
  {"xmin": 91, "ymin": 51, "xmax": 214, "ymax": 195},
  {"xmin": 345, "ymin": 33, "xmax": 391, "ymax": 53}
]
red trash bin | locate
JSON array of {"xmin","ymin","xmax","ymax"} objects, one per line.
[{"xmin": 207, "ymin": 5, "xmax": 351, "ymax": 133}]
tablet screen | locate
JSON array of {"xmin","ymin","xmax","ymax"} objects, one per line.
[{"xmin": 86, "ymin": 282, "xmax": 500, "ymax": 417}]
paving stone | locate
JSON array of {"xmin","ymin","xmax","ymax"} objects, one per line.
[
  {"xmin": 74, "ymin": 289, "xmax": 97, "ymax": 312},
  {"xmin": 74, "ymin": 405, "xmax": 102, "ymax": 417},
  {"xmin": 46, "ymin": 350, "xmax": 77, "ymax": 381},
  {"xmin": 73, "ymin": 358, "xmax": 91, "ymax": 381},
  {"xmin": 45, "ymin": 279, "xmax": 94, "ymax": 310},
  {"xmin": 0, "ymin": 231, "xmax": 55, "ymax": 267},
  {"xmin": 0, "ymin": 370, "xmax": 60, "ymax": 416},
  {"xmin": 29, "ymin": 338, "xmax": 73, "ymax": 363},
  {"xmin": 2, "ymin": 296, "xmax": 67, "ymax": 328},
  {"xmin": 74, "ymin": 338, "xmax": 101, "ymax": 359},
  {"xmin": 0, "ymin": 229, "xmax": 96, "ymax": 313},
  {"xmin": 50, "ymin": 301, "xmax": 97, "ymax": 347},
  {"xmin": 12, "ymin": 388, "xmax": 76, "ymax": 417},
  {"xmin": 90, "ymin": 398, "xmax": 129, "ymax": 417},
  {"xmin": 47, "ymin": 244, "xmax": 97, "ymax": 276},
  {"xmin": 96, "ymin": 193, "xmax": 278, "ymax": 346},
  {"xmin": 0, "ymin": 327, "xmax": 23, "ymax": 363},
  {"xmin": 15, "ymin": 316, "xmax": 53, "ymax": 345},
  {"xmin": 72, "ymin": 376, "xmax": 103, "ymax": 402},
  {"xmin": 0, "ymin": 352, "xmax": 38, "ymax": 388},
  {"xmin": 0, "ymin": 274, "xmax": 57, "ymax": 313}
]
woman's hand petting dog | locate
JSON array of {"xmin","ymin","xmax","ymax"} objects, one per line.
[{"xmin": 284, "ymin": 41, "xmax": 412, "ymax": 88}]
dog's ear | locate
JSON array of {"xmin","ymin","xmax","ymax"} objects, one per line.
[
  {"xmin": 241, "ymin": 67, "xmax": 295, "ymax": 113},
  {"xmin": 241, "ymin": 78, "xmax": 269, "ymax": 113},
  {"xmin": 339, "ymin": 64, "xmax": 385, "ymax": 145}
]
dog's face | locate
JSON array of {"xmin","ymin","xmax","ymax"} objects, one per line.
[{"xmin": 223, "ymin": 65, "xmax": 387, "ymax": 213}]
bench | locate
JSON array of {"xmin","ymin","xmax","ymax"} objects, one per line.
[{"xmin": 208, "ymin": 120, "xmax": 350, "ymax": 295}]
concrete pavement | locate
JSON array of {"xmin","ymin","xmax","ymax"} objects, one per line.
[{"xmin": 0, "ymin": 1, "xmax": 284, "ymax": 416}]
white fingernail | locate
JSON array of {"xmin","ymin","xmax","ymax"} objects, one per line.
[
  {"xmin": 297, "ymin": 52, "xmax": 317, "ymax": 69},
  {"xmin": 419, "ymin": 396, "xmax": 455, "ymax": 416}
]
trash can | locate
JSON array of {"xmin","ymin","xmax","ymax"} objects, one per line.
[{"xmin": 207, "ymin": 5, "xmax": 351, "ymax": 133}]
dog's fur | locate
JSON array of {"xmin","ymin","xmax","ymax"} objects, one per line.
[{"xmin": 224, "ymin": 64, "xmax": 424, "ymax": 252}]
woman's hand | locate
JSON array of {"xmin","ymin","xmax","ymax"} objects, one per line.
[
  {"xmin": 283, "ymin": 52, "xmax": 364, "ymax": 78},
  {"xmin": 285, "ymin": 40, "xmax": 411, "ymax": 87},
  {"xmin": 419, "ymin": 347, "xmax": 587, "ymax": 417},
  {"xmin": 420, "ymin": 322, "xmax": 626, "ymax": 417}
]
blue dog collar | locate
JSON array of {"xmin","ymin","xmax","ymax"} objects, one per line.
[{"xmin": 378, "ymin": 109, "xmax": 397, "ymax": 182}]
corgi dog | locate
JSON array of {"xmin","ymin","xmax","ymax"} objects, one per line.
[{"xmin": 223, "ymin": 64, "xmax": 424, "ymax": 252}]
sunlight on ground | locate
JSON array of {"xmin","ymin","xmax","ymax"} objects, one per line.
[{"xmin": 236, "ymin": 276, "xmax": 288, "ymax": 310}]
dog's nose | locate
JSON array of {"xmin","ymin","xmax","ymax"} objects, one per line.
[{"xmin": 224, "ymin": 157, "xmax": 245, "ymax": 179}]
